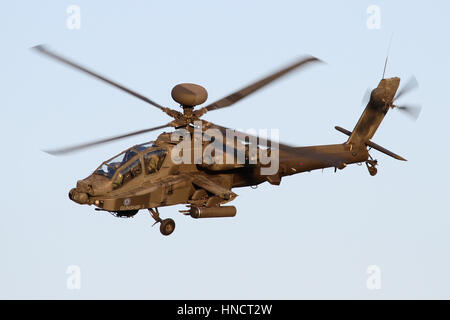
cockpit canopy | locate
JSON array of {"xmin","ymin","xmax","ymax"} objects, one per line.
[{"xmin": 95, "ymin": 141, "xmax": 167, "ymax": 188}]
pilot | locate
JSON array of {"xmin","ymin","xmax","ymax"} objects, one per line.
[
  {"xmin": 112, "ymin": 173, "xmax": 124, "ymax": 189},
  {"xmin": 131, "ymin": 163, "xmax": 142, "ymax": 177},
  {"xmin": 147, "ymin": 155, "xmax": 159, "ymax": 174},
  {"xmin": 108, "ymin": 162, "xmax": 121, "ymax": 176}
]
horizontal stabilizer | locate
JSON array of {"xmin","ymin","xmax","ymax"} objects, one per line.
[{"xmin": 335, "ymin": 126, "xmax": 407, "ymax": 161}]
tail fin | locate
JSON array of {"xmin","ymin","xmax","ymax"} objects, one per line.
[{"xmin": 347, "ymin": 77, "xmax": 400, "ymax": 146}]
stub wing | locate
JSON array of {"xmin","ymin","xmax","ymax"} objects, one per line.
[{"xmin": 191, "ymin": 174, "xmax": 237, "ymax": 201}]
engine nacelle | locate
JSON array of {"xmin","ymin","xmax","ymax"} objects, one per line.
[{"xmin": 190, "ymin": 206, "xmax": 237, "ymax": 219}]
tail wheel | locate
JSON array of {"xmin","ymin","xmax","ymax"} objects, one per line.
[
  {"xmin": 366, "ymin": 159, "xmax": 378, "ymax": 176},
  {"xmin": 160, "ymin": 218, "xmax": 175, "ymax": 236}
]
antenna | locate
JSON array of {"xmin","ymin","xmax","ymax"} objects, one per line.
[{"xmin": 382, "ymin": 33, "xmax": 394, "ymax": 79}]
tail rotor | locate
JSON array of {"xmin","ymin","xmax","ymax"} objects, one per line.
[{"xmin": 391, "ymin": 76, "xmax": 422, "ymax": 121}]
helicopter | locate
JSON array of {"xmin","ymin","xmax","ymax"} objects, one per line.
[{"xmin": 33, "ymin": 45, "xmax": 420, "ymax": 236}]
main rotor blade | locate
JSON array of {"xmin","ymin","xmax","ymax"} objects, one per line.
[
  {"xmin": 206, "ymin": 122, "xmax": 292, "ymax": 152},
  {"xmin": 195, "ymin": 56, "xmax": 322, "ymax": 116},
  {"xmin": 396, "ymin": 104, "xmax": 422, "ymax": 121},
  {"xmin": 200, "ymin": 128, "xmax": 246, "ymax": 160},
  {"xmin": 44, "ymin": 124, "xmax": 171, "ymax": 155},
  {"xmin": 395, "ymin": 76, "xmax": 418, "ymax": 101},
  {"xmin": 203, "ymin": 121, "xmax": 341, "ymax": 164},
  {"xmin": 33, "ymin": 45, "xmax": 167, "ymax": 111}
]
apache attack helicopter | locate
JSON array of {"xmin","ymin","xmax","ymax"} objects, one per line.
[{"xmin": 34, "ymin": 45, "xmax": 420, "ymax": 236}]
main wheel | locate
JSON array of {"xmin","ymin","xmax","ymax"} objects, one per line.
[
  {"xmin": 160, "ymin": 218, "xmax": 175, "ymax": 236},
  {"xmin": 369, "ymin": 167, "xmax": 378, "ymax": 176}
]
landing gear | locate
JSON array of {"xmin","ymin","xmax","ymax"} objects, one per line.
[
  {"xmin": 368, "ymin": 166, "xmax": 377, "ymax": 176},
  {"xmin": 365, "ymin": 159, "xmax": 378, "ymax": 176},
  {"xmin": 160, "ymin": 218, "xmax": 175, "ymax": 236},
  {"xmin": 148, "ymin": 208, "xmax": 176, "ymax": 236}
]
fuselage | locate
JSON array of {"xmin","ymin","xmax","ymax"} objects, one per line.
[{"xmin": 68, "ymin": 130, "xmax": 370, "ymax": 213}]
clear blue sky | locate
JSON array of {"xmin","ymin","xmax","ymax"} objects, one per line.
[{"xmin": 1, "ymin": 0, "xmax": 449, "ymax": 299}]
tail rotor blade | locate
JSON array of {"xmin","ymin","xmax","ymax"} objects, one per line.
[
  {"xmin": 361, "ymin": 87, "xmax": 371, "ymax": 106},
  {"xmin": 395, "ymin": 76, "xmax": 418, "ymax": 101},
  {"xmin": 396, "ymin": 104, "xmax": 422, "ymax": 121}
]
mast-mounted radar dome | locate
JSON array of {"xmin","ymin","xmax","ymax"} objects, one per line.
[{"xmin": 171, "ymin": 83, "xmax": 208, "ymax": 107}]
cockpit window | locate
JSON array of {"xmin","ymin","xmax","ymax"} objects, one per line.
[
  {"xmin": 144, "ymin": 149, "xmax": 167, "ymax": 174},
  {"xmin": 96, "ymin": 163, "xmax": 116, "ymax": 179},
  {"xmin": 96, "ymin": 152, "xmax": 127, "ymax": 178},
  {"xmin": 95, "ymin": 141, "xmax": 157, "ymax": 179},
  {"xmin": 95, "ymin": 149, "xmax": 139, "ymax": 179},
  {"xmin": 112, "ymin": 158, "xmax": 142, "ymax": 189},
  {"xmin": 135, "ymin": 142, "xmax": 156, "ymax": 152}
]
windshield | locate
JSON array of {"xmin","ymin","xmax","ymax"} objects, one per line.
[
  {"xmin": 96, "ymin": 152, "xmax": 126, "ymax": 178},
  {"xmin": 95, "ymin": 141, "xmax": 156, "ymax": 179}
]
